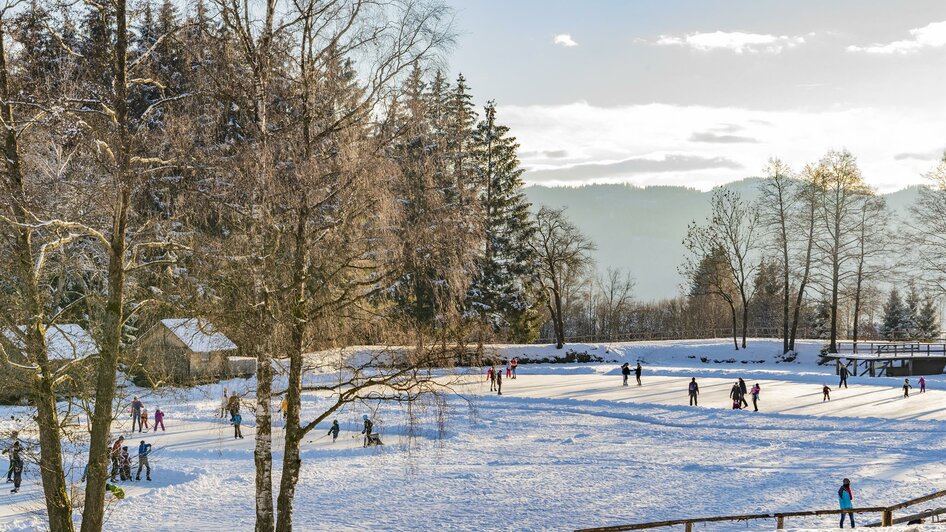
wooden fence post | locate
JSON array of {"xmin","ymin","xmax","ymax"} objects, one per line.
[
  {"xmin": 684, "ymin": 522, "xmax": 692, "ymax": 532},
  {"xmin": 776, "ymin": 516, "xmax": 784, "ymax": 529},
  {"xmin": 882, "ymin": 509, "xmax": 893, "ymax": 526}
]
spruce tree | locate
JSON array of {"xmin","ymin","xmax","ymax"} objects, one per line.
[
  {"xmin": 468, "ymin": 101, "xmax": 538, "ymax": 342},
  {"xmin": 903, "ymin": 283, "xmax": 922, "ymax": 339},
  {"xmin": 881, "ymin": 288, "xmax": 905, "ymax": 339},
  {"xmin": 917, "ymin": 295, "xmax": 940, "ymax": 341}
]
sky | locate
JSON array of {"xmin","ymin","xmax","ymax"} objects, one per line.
[{"xmin": 446, "ymin": 0, "xmax": 946, "ymax": 192}]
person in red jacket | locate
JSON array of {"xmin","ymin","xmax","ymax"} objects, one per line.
[{"xmin": 510, "ymin": 358, "xmax": 518, "ymax": 379}]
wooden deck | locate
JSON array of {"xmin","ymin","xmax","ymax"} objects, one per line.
[{"xmin": 824, "ymin": 342, "xmax": 946, "ymax": 377}]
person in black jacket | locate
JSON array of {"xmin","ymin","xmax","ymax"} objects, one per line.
[
  {"xmin": 4, "ymin": 441, "xmax": 22, "ymax": 493},
  {"xmin": 328, "ymin": 420, "xmax": 340, "ymax": 443},
  {"xmin": 738, "ymin": 378, "xmax": 749, "ymax": 408},
  {"xmin": 729, "ymin": 382, "xmax": 743, "ymax": 410},
  {"xmin": 838, "ymin": 364, "xmax": 849, "ymax": 389},
  {"xmin": 635, "ymin": 363, "xmax": 643, "ymax": 386},
  {"xmin": 621, "ymin": 363, "xmax": 630, "ymax": 386},
  {"xmin": 688, "ymin": 378, "xmax": 699, "ymax": 406},
  {"xmin": 361, "ymin": 415, "xmax": 374, "ymax": 447}
]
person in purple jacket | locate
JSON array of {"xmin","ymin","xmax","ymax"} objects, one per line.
[{"xmin": 153, "ymin": 408, "xmax": 165, "ymax": 432}]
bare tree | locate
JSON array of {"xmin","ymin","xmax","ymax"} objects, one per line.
[
  {"xmin": 849, "ymin": 194, "xmax": 892, "ymax": 345},
  {"xmin": 758, "ymin": 159, "xmax": 796, "ymax": 354},
  {"xmin": 597, "ymin": 267, "xmax": 635, "ymax": 341},
  {"xmin": 910, "ymin": 155, "xmax": 946, "ymax": 295},
  {"xmin": 813, "ymin": 150, "xmax": 870, "ymax": 353},
  {"xmin": 683, "ymin": 189, "xmax": 760, "ymax": 349},
  {"xmin": 530, "ymin": 206, "xmax": 595, "ymax": 349}
]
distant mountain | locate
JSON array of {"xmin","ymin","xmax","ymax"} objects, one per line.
[{"xmin": 523, "ymin": 180, "xmax": 923, "ymax": 301}]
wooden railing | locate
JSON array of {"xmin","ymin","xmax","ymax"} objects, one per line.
[{"xmin": 576, "ymin": 488, "xmax": 946, "ymax": 531}]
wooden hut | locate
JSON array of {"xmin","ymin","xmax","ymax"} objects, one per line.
[{"xmin": 133, "ymin": 318, "xmax": 255, "ymax": 384}]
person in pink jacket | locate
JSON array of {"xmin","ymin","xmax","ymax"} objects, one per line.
[
  {"xmin": 153, "ymin": 408, "xmax": 165, "ymax": 432},
  {"xmin": 919, "ymin": 376, "xmax": 927, "ymax": 393}
]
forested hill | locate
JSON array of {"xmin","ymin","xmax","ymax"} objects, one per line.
[{"xmin": 524, "ymin": 180, "xmax": 923, "ymax": 301}]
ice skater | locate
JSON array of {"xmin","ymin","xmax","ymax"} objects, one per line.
[
  {"xmin": 136, "ymin": 440, "xmax": 152, "ymax": 481},
  {"xmin": 823, "ymin": 384, "xmax": 831, "ymax": 401},
  {"xmin": 737, "ymin": 378, "xmax": 749, "ymax": 409},
  {"xmin": 3, "ymin": 441, "xmax": 22, "ymax": 493},
  {"xmin": 838, "ymin": 478, "xmax": 855, "ymax": 528},
  {"xmin": 233, "ymin": 413, "xmax": 244, "ymax": 439},
  {"xmin": 511, "ymin": 357, "xmax": 518, "ymax": 379},
  {"xmin": 140, "ymin": 407, "xmax": 150, "ymax": 431},
  {"xmin": 228, "ymin": 392, "xmax": 240, "ymax": 422},
  {"xmin": 749, "ymin": 383, "xmax": 760, "ymax": 412},
  {"xmin": 621, "ymin": 363, "xmax": 630, "ymax": 386},
  {"xmin": 487, "ymin": 366, "xmax": 496, "ymax": 391},
  {"xmin": 220, "ymin": 388, "xmax": 229, "ymax": 418},
  {"xmin": 153, "ymin": 407, "xmax": 165, "ymax": 431},
  {"xmin": 688, "ymin": 378, "xmax": 699, "ymax": 406},
  {"xmin": 328, "ymin": 420, "xmax": 340, "ymax": 443},
  {"xmin": 903, "ymin": 378, "xmax": 912, "ymax": 398},
  {"xmin": 496, "ymin": 368, "xmax": 503, "ymax": 395},
  {"xmin": 730, "ymin": 381, "xmax": 743, "ymax": 410},
  {"xmin": 505, "ymin": 360, "xmax": 511, "ymax": 379},
  {"xmin": 838, "ymin": 364, "xmax": 849, "ymax": 389},
  {"xmin": 118, "ymin": 446, "xmax": 131, "ymax": 481},
  {"xmin": 130, "ymin": 396, "xmax": 144, "ymax": 432},
  {"xmin": 4, "ymin": 432, "xmax": 20, "ymax": 483},
  {"xmin": 919, "ymin": 376, "xmax": 926, "ymax": 393},
  {"xmin": 635, "ymin": 362, "xmax": 642, "ymax": 386},
  {"xmin": 361, "ymin": 415, "xmax": 373, "ymax": 447}
]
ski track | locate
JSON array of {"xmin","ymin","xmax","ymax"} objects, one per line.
[{"xmin": 4, "ymin": 339, "xmax": 946, "ymax": 531}]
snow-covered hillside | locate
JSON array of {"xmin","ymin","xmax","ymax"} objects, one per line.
[{"xmin": 3, "ymin": 338, "xmax": 946, "ymax": 531}]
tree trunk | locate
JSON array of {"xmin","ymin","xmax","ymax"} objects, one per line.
[
  {"xmin": 275, "ymin": 205, "xmax": 309, "ymax": 532},
  {"xmin": 552, "ymin": 288, "xmax": 565, "ymax": 349},
  {"xmin": 781, "ymin": 234, "xmax": 790, "ymax": 354},
  {"xmin": 0, "ymin": 20, "xmax": 74, "ymax": 531},
  {"xmin": 741, "ymin": 301, "xmax": 749, "ymax": 349},
  {"xmin": 729, "ymin": 301, "xmax": 739, "ymax": 351},
  {"xmin": 829, "ymin": 258, "xmax": 840, "ymax": 353},
  {"xmin": 789, "ymin": 200, "xmax": 816, "ymax": 352},
  {"xmin": 852, "ymin": 262, "xmax": 864, "ymax": 345}
]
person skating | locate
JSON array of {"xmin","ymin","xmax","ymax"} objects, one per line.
[
  {"xmin": 496, "ymin": 368, "xmax": 503, "ymax": 396},
  {"xmin": 227, "ymin": 392, "xmax": 240, "ymax": 423},
  {"xmin": 4, "ymin": 432, "xmax": 19, "ymax": 483},
  {"xmin": 118, "ymin": 446, "xmax": 131, "ymax": 481},
  {"xmin": 505, "ymin": 361, "xmax": 511, "ymax": 379},
  {"xmin": 280, "ymin": 398, "xmax": 288, "ymax": 420},
  {"xmin": 109, "ymin": 436, "xmax": 125, "ymax": 482},
  {"xmin": 136, "ymin": 440, "xmax": 152, "ymax": 481},
  {"xmin": 621, "ymin": 363, "xmax": 630, "ymax": 386},
  {"xmin": 233, "ymin": 413, "xmax": 244, "ymax": 439},
  {"xmin": 903, "ymin": 378, "xmax": 912, "ymax": 398},
  {"xmin": 328, "ymin": 420, "xmax": 340, "ymax": 443},
  {"xmin": 688, "ymin": 378, "xmax": 699, "ymax": 406},
  {"xmin": 919, "ymin": 376, "xmax": 926, "ymax": 393},
  {"xmin": 140, "ymin": 408, "xmax": 150, "ymax": 431},
  {"xmin": 153, "ymin": 408, "xmax": 165, "ymax": 432},
  {"xmin": 131, "ymin": 396, "xmax": 144, "ymax": 432},
  {"xmin": 635, "ymin": 362, "xmax": 642, "ymax": 386},
  {"xmin": 738, "ymin": 378, "xmax": 749, "ymax": 409},
  {"xmin": 488, "ymin": 366, "xmax": 496, "ymax": 392},
  {"xmin": 511, "ymin": 357, "xmax": 518, "ymax": 379},
  {"xmin": 361, "ymin": 415, "xmax": 373, "ymax": 447},
  {"xmin": 838, "ymin": 364, "xmax": 849, "ymax": 389},
  {"xmin": 823, "ymin": 384, "xmax": 831, "ymax": 401},
  {"xmin": 749, "ymin": 383, "xmax": 761, "ymax": 412},
  {"xmin": 3, "ymin": 441, "xmax": 22, "ymax": 493},
  {"xmin": 729, "ymin": 382, "xmax": 743, "ymax": 410},
  {"xmin": 220, "ymin": 388, "xmax": 229, "ymax": 418},
  {"xmin": 838, "ymin": 478, "xmax": 855, "ymax": 528}
]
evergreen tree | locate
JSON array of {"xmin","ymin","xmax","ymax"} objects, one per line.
[
  {"xmin": 881, "ymin": 288, "xmax": 906, "ymax": 339},
  {"xmin": 467, "ymin": 101, "xmax": 538, "ymax": 342},
  {"xmin": 903, "ymin": 283, "xmax": 922, "ymax": 338},
  {"xmin": 916, "ymin": 295, "xmax": 940, "ymax": 341}
]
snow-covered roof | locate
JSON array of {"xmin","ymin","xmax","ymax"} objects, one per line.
[
  {"xmin": 161, "ymin": 318, "xmax": 237, "ymax": 353},
  {"xmin": 2, "ymin": 324, "xmax": 98, "ymax": 360}
]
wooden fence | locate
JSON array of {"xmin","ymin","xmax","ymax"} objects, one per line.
[{"xmin": 576, "ymin": 487, "xmax": 946, "ymax": 531}]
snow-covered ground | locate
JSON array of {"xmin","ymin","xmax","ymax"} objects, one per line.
[{"xmin": 4, "ymin": 338, "xmax": 946, "ymax": 531}]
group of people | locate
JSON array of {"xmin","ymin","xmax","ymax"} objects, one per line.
[
  {"xmin": 107, "ymin": 435, "xmax": 154, "ymax": 482},
  {"xmin": 485, "ymin": 359, "xmax": 519, "ymax": 395},
  {"xmin": 221, "ymin": 389, "xmax": 244, "ymax": 439},
  {"xmin": 129, "ymin": 396, "xmax": 166, "ymax": 433},
  {"xmin": 620, "ymin": 362, "xmax": 642, "ymax": 386},
  {"xmin": 726, "ymin": 378, "xmax": 761, "ymax": 411}
]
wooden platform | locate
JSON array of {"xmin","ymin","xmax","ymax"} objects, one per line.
[{"xmin": 823, "ymin": 342, "xmax": 946, "ymax": 377}]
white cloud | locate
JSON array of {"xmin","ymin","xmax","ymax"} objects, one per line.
[
  {"xmin": 553, "ymin": 34, "xmax": 578, "ymax": 47},
  {"xmin": 847, "ymin": 20, "xmax": 946, "ymax": 54},
  {"xmin": 655, "ymin": 31, "xmax": 806, "ymax": 54},
  {"xmin": 498, "ymin": 102, "xmax": 942, "ymax": 191}
]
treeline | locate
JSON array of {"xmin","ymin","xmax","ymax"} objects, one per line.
[{"xmin": 535, "ymin": 152, "xmax": 946, "ymax": 351}]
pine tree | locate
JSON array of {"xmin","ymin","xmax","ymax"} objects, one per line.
[
  {"xmin": 881, "ymin": 288, "xmax": 906, "ymax": 339},
  {"xmin": 467, "ymin": 101, "xmax": 538, "ymax": 343},
  {"xmin": 916, "ymin": 295, "xmax": 940, "ymax": 341},
  {"xmin": 903, "ymin": 283, "xmax": 922, "ymax": 339}
]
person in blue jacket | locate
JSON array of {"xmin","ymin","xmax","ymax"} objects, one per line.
[
  {"xmin": 838, "ymin": 478, "xmax": 854, "ymax": 528},
  {"xmin": 328, "ymin": 420, "xmax": 340, "ymax": 443}
]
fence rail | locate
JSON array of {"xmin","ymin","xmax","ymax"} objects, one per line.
[
  {"xmin": 576, "ymin": 488, "xmax": 946, "ymax": 531},
  {"xmin": 533, "ymin": 329, "xmax": 946, "ymax": 346}
]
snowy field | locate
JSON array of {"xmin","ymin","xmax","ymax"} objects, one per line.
[{"xmin": 4, "ymin": 339, "xmax": 946, "ymax": 531}]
